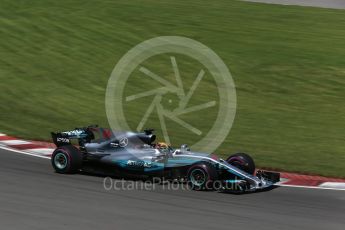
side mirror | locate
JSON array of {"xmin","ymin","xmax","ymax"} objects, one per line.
[{"xmin": 180, "ymin": 144, "xmax": 190, "ymax": 152}]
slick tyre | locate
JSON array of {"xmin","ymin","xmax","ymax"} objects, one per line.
[
  {"xmin": 51, "ymin": 145, "xmax": 83, "ymax": 174},
  {"xmin": 187, "ymin": 162, "xmax": 218, "ymax": 191},
  {"xmin": 226, "ymin": 152, "xmax": 255, "ymax": 175}
]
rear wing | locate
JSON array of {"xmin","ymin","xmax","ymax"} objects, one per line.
[
  {"xmin": 51, "ymin": 132, "xmax": 71, "ymax": 147},
  {"xmin": 51, "ymin": 125, "xmax": 97, "ymax": 147},
  {"xmin": 51, "ymin": 125, "xmax": 156, "ymax": 147}
]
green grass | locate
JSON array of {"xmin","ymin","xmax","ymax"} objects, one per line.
[{"xmin": 1, "ymin": 0, "xmax": 345, "ymax": 177}]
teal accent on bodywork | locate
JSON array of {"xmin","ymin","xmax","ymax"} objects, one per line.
[
  {"xmin": 107, "ymin": 153, "xmax": 248, "ymax": 180},
  {"xmin": 112, "ymin": 159, "xmax": 164, "ymax": 172},
  {"xmin": 166, "ymin": 157, "xmax": 199, "ymax": 167},
  {"xmin": 218, "ymin": 163, "xmax": 246, "ymax": 179},
  {"xmin": 224, "ymin": 180, "xmax": 244, "ymax": 183},
  {"xmin": 171, "ymin": 155, "xmax": 247, "ymax": 179}
]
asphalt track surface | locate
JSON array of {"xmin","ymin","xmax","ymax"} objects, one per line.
[
  {"xmin": 244, "ymin": 0, "xmax": 345, "ymax": 9},
  {"xmin": 1, "ymin": 148, "xmax": 344, "ymax": 230}
]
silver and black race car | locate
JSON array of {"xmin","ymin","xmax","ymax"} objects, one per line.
[{"xmin": 51, "ymin": 125, "xmax": 280, "ymax": 192}]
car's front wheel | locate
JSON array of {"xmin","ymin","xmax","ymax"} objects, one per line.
[
  {"xmin": 51, "ymin": 145, "xmax": 83, "ymax": 174},
  {"xmin": 226, "ymin": 152, "xmax": 255, "ymax": 175},
  {"xmin": 187, "ymin": 162, "xmax": 218, "ymax": 190}
]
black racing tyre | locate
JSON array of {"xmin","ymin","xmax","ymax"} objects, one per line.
[
  {"xmin": 226, "ymin": 152, "xmax": 255, "ymax": 175},
  {"xmin": 187, "ymin": 162, "xmax": 218, "ymax": 191},
  {"xmin": 51, "ymin": 145, "xmax": 83, "ymax": 174}
]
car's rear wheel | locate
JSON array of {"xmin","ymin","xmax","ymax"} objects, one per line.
[
  {"xmin": 51, "ymin": 145, "xmax": 83, "ymax": 174},
  {"xmin": 187, "ymin": 162, "xmax": 218, "ymax": 190},
  {"xmin": 226, "ymin": 152, "xmax": 255, "ymax": 175}
]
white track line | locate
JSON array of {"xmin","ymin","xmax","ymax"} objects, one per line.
[
  {"xmin": 0, "ymin": 145, "xmax": 50, "ymax": 159},
  {"xmin": 319, "ymin": 182, "xmax": 345, "ymax": 190},
  {"xmin": 0, "ymin": 140, "xmax": 31, "ymax": 145},
  {"xmin": 26, "ymin": 148, "xmax": 54, "ymax": 156},
  {"xmin": 279, "ymin": 183, "xmax": 345, "ymax": 191},
  {"xmin": 243, "ymin": 0, "xmax": 345, "ymax": 10}
]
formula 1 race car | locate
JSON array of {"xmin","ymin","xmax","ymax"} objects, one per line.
[{"xmin": 51, "ymin": 125, "xmax": 280, "ymax": 192}]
